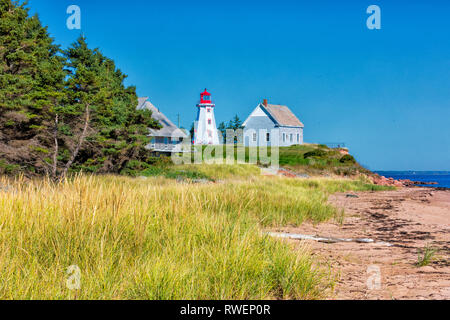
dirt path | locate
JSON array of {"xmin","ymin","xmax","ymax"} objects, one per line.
[{"xmin": 272, "ymin": 187, "xmax": 450, "ymax": 300}]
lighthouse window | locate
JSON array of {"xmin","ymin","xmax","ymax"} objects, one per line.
[
  {"xmin": 208, "ymin": 119, "xmax": 212, "ymax": 125},
  {"xmin": 266, "ymin": 133, "xmax": 270, "ymax": 142},
  {"xmin": 207, "ymin": 108, "xmax": 211, "ymax": 113},
  {"xmin": 204, "ymin": 96, "xmax": 210, "ymax": 101}
]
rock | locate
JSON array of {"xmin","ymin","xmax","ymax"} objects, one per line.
[
  {"xmin": 346, "ymin": 194, "xmax": 359, "ymax": 198},
  {"xmin": 370, "ymin": 175, "xmax": 405, "ymax": 187},
  {"xmin": 416, "ymin": 181, "xmax": 438, "ymax": 185},
  {"xmin": 398, "ymin": 179, "xmax": 438, "ymax": 187},
  {"xmin": 338, "ymin": 148, "xmax": 349, "ymax": 155},
  {"xmin": 399, "ymin": 179, "xmax": 414, "ymax": 186},
  {"xmin": 277, "ymin": 168, "xmax": 310, "ymax": 179},
  {"xmin": 393, "ymin": 180, "xmax": 404, "ymax": 187},
  {"xmin": 277, "ymin": 169, "xmax": 297, "ymax": 178},
  {"xmin": 191, "ymin": 179, "xmax": 211, "ymax": 184}
]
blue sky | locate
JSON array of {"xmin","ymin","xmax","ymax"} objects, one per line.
[{"xmin": 28, "ymin": 0, "xmax": 450, "ymax": 170}]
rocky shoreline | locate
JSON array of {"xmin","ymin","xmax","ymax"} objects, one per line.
[
  {"xmin": 266, "ymin": 168, "xmax": 446, "ymax": 190},
  {"xmin": 273, "ymin": 187, "xmax": 450, "ymax": 299},
  {"xmin": 370, "ymin": 174, "xmax": 439, "ymax": 188}
]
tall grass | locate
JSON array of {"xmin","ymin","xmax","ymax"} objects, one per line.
[
  {"xmin": 416, "ymin": 245, "xmax": 437, "ymax": 267},
  {"xmin": 0, "ymin": 167, "xmax": 386, "ymax": 299}
]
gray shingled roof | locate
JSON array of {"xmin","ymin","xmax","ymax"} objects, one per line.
[
  {"xmin": 137, "ymin": 98, "xmax": 187, "ymax": 138},
  {"xmin": 262, "ymin": 104, "xmax": 304, "ymax": 127},
  {"xmin": 137, "ymin": 97, "xmax": 148, "ymax": 109}
]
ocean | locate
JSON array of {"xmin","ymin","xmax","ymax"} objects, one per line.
[{"xmin": 374, "ymin": 171, "xmax": 450, "ymax": 189}]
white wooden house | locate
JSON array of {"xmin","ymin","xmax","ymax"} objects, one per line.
[{"xmin": 242, "ymin": 99, "xmax": 304, "ymax": 147}]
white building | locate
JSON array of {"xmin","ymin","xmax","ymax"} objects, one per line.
[
  {"xmin": 243, "ymin": 99, "xmax": 304, "ymax": 147},
  {"xmin": 137, "ymin": 97, "xmax": 188, "ymax": 153},
  {"xmin": 194, "ymin": 89, "xmax": 220, "ymax": 145}
]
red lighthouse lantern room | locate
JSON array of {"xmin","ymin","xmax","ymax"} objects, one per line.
[{"xmin": 200, "ymin": 89, "xmax": 213, "ymax": 105}]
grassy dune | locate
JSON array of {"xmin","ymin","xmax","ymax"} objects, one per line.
[{"xmin": 0, "ymin": 165, "xmax": 387, "ymax": 299}]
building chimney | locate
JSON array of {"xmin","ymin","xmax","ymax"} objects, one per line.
[{"xmin": 263, "ymin": 99, "xmax": 268, "ymax": 107}]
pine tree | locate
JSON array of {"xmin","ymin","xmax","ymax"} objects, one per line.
[
  {"xmin": 0, "ymin": 2, "xmax": 159, "ymax": 177},
  {"xmin": 217, "ymin": 121, "xmax": 226, "ymax": 138},
  {"xmin": 0, "ymin": 0, "xmax": 66, "ymax": 175},
  {"xmin": 231, "ymin": 115, "xmax": 242, "ymax": 130},
  {"xmin": 189, "ymin": 122, "xmax": 195, "ymax": 140},
  {"xmin": 61, "ymin": 36, "xmax": 159, "ymax": 176}
]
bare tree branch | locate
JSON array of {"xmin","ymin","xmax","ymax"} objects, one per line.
[
  {"xmin": 52, "ymin": 114, "xmax": 59, "ymax": 179},
  {"xmin": 63, "ymin": 103, "xmax": 90, "ymax": 177}
]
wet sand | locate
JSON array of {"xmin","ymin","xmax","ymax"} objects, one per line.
[{"xmin": 272, "ymin": 187, "xmax": 450, "ymax": 300}]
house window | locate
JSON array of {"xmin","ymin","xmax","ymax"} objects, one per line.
[
  {"xmin": 290, "ymin": 134, "xmax": 293, "ymax": 142},
  {"xmin": 266, "ymin": 133, "xmax": 270, "ymax": 142},
  {"xmin": 253, "ymin": 133, "xmax": 257, "ymax": 142},
  {"xmin": 282, "ymin": 133, "xmax": 285, "ymax": 142},
  {"xmin": 297, "ymin": 134, "xmax": 300, "ymax": 142}
]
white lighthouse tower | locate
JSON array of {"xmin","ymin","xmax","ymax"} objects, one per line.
[{"xmin": 194, "ymin": 89, "xmax": 220, "ymax": 145}]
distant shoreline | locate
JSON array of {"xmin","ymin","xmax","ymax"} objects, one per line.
[
  {"xmin": 374, "ymin": 171, "xmax": 450, "ymax": 189},
  {"xmin": 375, "ymin": 171, "xmax": 450, "ymax": 175}
]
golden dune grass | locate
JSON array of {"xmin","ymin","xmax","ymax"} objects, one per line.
[{"xmin": 0, "ymin": 166, "xmax": 384, "ymax": 299}]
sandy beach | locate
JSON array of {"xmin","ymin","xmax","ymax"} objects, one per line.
[{"xmin": 272, "ymin": 187, "xmax": 450, "ymax": 300}]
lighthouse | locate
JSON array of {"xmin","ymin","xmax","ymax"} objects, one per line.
[{"xmin": 194, "ymin": 89, "xmax": 220, "ymax": 145}]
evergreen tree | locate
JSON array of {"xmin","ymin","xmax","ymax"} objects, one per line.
[
  {"xmin": 2, "ymin": 2, "xmax": 250, "ymax": 173},
  {"xmin": 189, "ymin": 122, "xmax": 195, "ymax": 140},
  {"xmin": 231, "ymin": 115, "xmax": 242, "ymax": 130},
  {"xmin": 61, "ymin": 36, "xmax": 159, "ymax": 176},
  {"xmin": 0, "ymin": 1, "xmax": 160, "ymax": 177},
  {"xmin": 219, "ymin": 115, "xmax": 242, "ymax": 144},
  {"xmin": 217, "ymin": 121, "xmax": 226, "ymax": 138},
  {"xmin": 0, "ymin": 0, "xmax": 66, "ymax": 175}
]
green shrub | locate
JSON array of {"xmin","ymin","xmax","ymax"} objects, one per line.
[
  {"xmin": 120, "ymin": 160, "xmax": 152, "ymax": 176},
  {"xmin": 339, "ymin": 154, "xmax": 356, "ymax": 164},
  {"xmin": 303, "ymin": 149, "xmax": 327, "ymax": 159},
  {"xmin": 165, "ymin": 170, "xmax": 210, "ymax": 181},
  {"xmin": 0, "ymin": 160, "xmax": 21, "ymax": 175},
  {"xmin": 146, "ymin": 156, "xmax": 173, "ymax": 167}
]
